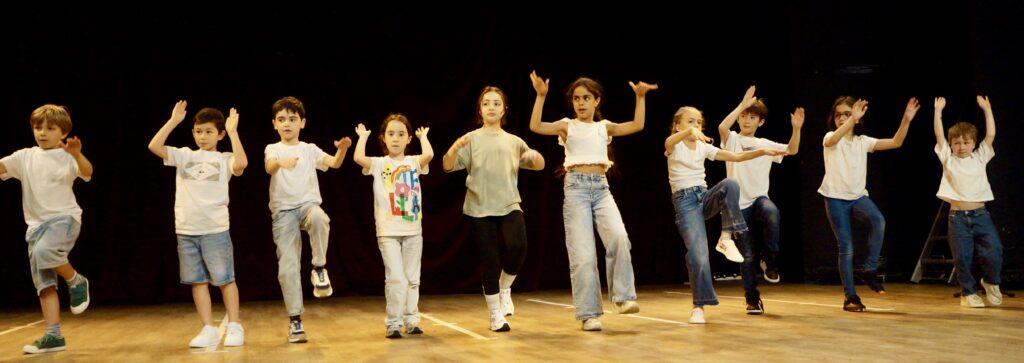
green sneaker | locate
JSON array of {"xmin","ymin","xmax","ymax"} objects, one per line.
[
  {"xmin": 69, "ymin": 275, "xmax": 90, "ymax": 314},
  {"xmin": 23, "ymin": 333, "xmax": 66, "ymax": 354}
]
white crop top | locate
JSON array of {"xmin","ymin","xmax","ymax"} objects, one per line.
[{"xmin": 559, "ymin": 118, "xmax": 613, "ymax": 169}]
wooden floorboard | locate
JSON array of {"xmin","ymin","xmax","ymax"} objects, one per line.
[{"xmin": 2, "ymin": 282, "xmax": 1022, "ymax": 362}]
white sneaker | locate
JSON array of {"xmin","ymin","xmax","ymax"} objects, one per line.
[
  {"xmin": 311, "ymin": 268, "xmax": 333, "ymax": 298},
  {"xmin": 499, "ymin": 288, "xmax": 515, "ymax": 316},
  {"xmin": 224, "ymin": 322, "xmax": 244, "ymax": 347},
  {"xmin": 189, "ymin": 325, "xmax": 220, "ymax": 348},
  {"xmin": 689, "ymin": 307, "xmax": 706, "ymax": 324},
  {"xmin": 581, "ymin": 318, "xmax": 602, "ymax": 331},
  {"xmin": 489, "ymin": 309, "xmax": 511, "ymax": 332},
  {"xmin": 615, "ymin": 300, "xmax": 640, "ymax": 314},
  {"xmin": 961, "ymin": 294, "xmax": 985, "ymax": 308},
  {"xmin": 981, "ymin": 279, "xmax": 1002, "ymax": 306},
  {"xmin": 715, "ymin": 234, "xmax": 743, "ymax": 263}
]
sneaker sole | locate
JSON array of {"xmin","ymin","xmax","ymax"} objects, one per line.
[
  {"xmin": 617, "ymin": 305, "xmax": 640, "ymax": 314},
  {"xmin": 313, "ymin": 287, "xmax": 333, "ymax": 298},
  {"xmin": 492, "ymin": 323, "xmax": 511, "ymax": 332},
  {"xmin": 23, "ymin": 345, "xmax": 66, "ymax": 354},
  {"xmin": 70, "ymin": 284, "xmax": 90, "ymax": 315},
  {"xmin": 288, "ymin": 334, "xmax": 308, "ymax": 343},
  {"xmin": 223, "ymin": 339, "xmax": 244, "ymax": 347}
]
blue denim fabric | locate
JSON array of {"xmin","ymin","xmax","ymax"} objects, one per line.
[
  {"xmin": 824, "ymin": 196, "xmax": 885, "ymax": 297},
  {"xmin": 948, "ymin": 207, "xmax": 1003, "ymax": 295}
]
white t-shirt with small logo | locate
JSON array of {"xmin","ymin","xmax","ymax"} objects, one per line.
[
  {"xmin": 265, "ymin": 142, "xmax": 330, "ymax": 212},
  {"xmin": 165, "ymin": 147, "xmax": 235, "ymax": 235},
  {"xmin": 723, "ymin": 131, "xmax": 787, "ymax": 209}
]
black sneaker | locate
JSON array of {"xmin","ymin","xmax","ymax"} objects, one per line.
[
  {"xmin": 745, "ymin": 291, "xmax": 764, "ymax": 315},
  {"xmin": 760, "ymin": 260, "xmax": 780, "ymax": 283},
  {"xmin": 386, "ymin": 326, "xmax": 402, "ymax": 339},
  {"xmin": 406, "ymin": 325, "xmax": 424, "ymax": 335},
  {"xmin": 843, "ymin": 295, "xmax": 866, "ymax": 312},
  {"xmin": 855, "ymin": 269, "xmax": 886, "ymax": 294}
]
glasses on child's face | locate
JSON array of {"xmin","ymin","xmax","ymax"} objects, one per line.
[{"xmin": 834, "ymin": 111, "xmax": 853, "ymax": 120}]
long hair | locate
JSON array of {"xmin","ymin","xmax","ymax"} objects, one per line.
[
  {"xmin": 565, "ymin": 77, "xmax": 604, "ymax": 121},
  {"xmin": 476, "ymin": 86, "xmax": 509, "ymax": 125}
]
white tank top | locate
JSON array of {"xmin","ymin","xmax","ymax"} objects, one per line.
[{"xmin": 559, "ymin": 118, "xmax": 613, "ymax": 169}]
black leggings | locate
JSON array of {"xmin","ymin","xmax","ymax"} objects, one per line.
[{"xmin": 471, "ymin": 210, "xmax": 528, "ymax": 295}]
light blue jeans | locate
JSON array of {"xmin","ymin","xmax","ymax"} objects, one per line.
[
  {"xmin": 272, "ymin": 202, "xmax": 331, "ymax": 316},
  {"xmin": 563, "ymin": 172, "xmax": 636, "ymax": 321},
  {"xmin": 672, "ymin": 179, "xmax": 748, "ymax": 306},
  {"xmin": 378, "ymin": 235, "xmax": 422, "ymax": 328}
]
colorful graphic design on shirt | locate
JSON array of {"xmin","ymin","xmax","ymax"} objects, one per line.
[
  {"xmin": 182, "ymin": 161, "xmax": 221, "ymax": 181},
  {"xmin": 382, "ymin": 163, "xmax": 421, "ymax": 221}
]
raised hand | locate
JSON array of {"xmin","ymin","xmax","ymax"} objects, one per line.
[
  {"xmin": 416, "ymin": 126, "xmax": 430, "ymax": 139},
  {"xmin": 530, "ymin": 70, "xmax": 549, "ymax": 96},
  {"xmin": 170, "ymin": 100, "xmax": 188, "ymax": 125},
  {"xmin": 629, "ymin": 81, "xmax": 659, "ymax": 97},
  {"xmin": 450, "ymin": 134, "xmax": 470, "ymax": 152},
  {"xmin": 934, "ymin": 97, "xmax": 946, "ymax": 112},
  {"xmin": 335, "ymin": 137, "xmax": 352, "ymax": 149},
  {"xmin": 226, "ymin": 108, "xmax": 239, "ymax": 134},
  {"xmin": 279, "ymin": 157, "xmax": 299, "ymax": 169},
  {"xmin": 62, "ymin": 136, "xmax": 83, "ymax": 156},
  {"xmin": 976, "ymin": 95, "xmax": 992, "ymax": 112},
  {"xmin": 903, "ymin": 97, "xmax": 921, "ymax": 122},
  {"xmin": 693, "ymin": 127, "xmax": 714, "ymax": 143},
  {"xmin": 852, "ymin": 99, "xmax": 869, "ymax": 120},
  {"xmin": 740, "ymin": 85, "xmax": 757, "ymax": 109},
  {"xmin": 355, "ymin": 123, "xmax": 371, "ymax": 138},
  {"xmin": 791, "ymin": 107, "xmax": 805, "ymax": 129}
]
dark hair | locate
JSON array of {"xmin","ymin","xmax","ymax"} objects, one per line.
[
  {"xmin": 30, "ymin": 104, "xmax": 72, "ymax": 134},
  {"xmin": 565, "ymin": 77, "xmax": 603, "ymax": 121},
  {"xmin": 743, "ymin": 99, "xmax": 768, "ymax": 120},
  {"xmin": 826, "ymin": 96, "xmax": 864, "ymax": 134},
  {"xmin": 272, "ymin": 96, "xmax": 306, "ymax": 119},
  {"xmin": 476, "ymin": 86, "xmax": 509, "ymax": 125},
  {"xmin": 377, "ymin": 113, "xmax": 414, "ymax": 153},
  {"xmin": 194, "ymin": 108, "xmax": 226, "ymax": 132},
  {"xmin": 948, "ymin": 122, "xmax": 978, "ymax": 143}
]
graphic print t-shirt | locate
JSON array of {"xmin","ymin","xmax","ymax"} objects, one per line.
[{"xmin": 364, "ymin": 155, "xmax": 428, "ymax": 236}]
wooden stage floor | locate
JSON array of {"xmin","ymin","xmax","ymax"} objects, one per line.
[{"xmin": 2, "ymin": 282, "xmax": 1022, "ymax": 362}]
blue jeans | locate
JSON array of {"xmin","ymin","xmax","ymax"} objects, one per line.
[
  {"xmin": 948, "ymin": 207, "xmax": 1003, "ymax": 295},
  {"xmin": 272, "ymin": 203, "xmax": 331, "ymax": 316},
  {"xmin": 177, "ymin": 230, "xmax": 236, "ymax": 286},
  {"xmin": 737, "ymin": 197, "xmax": 780, "ymax": 293},
  {"xmin": 26, "ymin": 215, "xmax": 81, "ymax": 295},
  {"xmin": 824, "ymin": 196, "xmax": 885, "ymax": 297},
  {"xmin": 672, "ymin": 179, "xmax": 748, "ymax": 306},
  {"xmin": 563, "ymin": 172, "xmax": 636, "ymax": 320},
  {"xmin": 378, "ymin": 235, "xmax": 422, "ymax": 328}
]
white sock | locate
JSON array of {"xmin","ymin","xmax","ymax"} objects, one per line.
[
  {"xmin": 484, "ymin": 293, "xmax": 501, "ymax": 312},
  {"xmin": 499, "ymin": 272, "xmax": 516, "ymax": 290}
]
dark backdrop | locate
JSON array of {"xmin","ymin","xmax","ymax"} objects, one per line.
[{"xmin": 2, "ymin": 1, "xmax": 1021, "ymax": 308}]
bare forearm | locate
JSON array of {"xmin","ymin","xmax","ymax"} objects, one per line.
[
  {"xmin": 419, "ymin": 136, "xmax": 434, "ymax": 166},
  {"xmin": 665, "ymin": 129, "xmax": 692, "ymax": 153},
  {"xmin": 933, "ymin": 111, "xmax": 946, "ymax": 145},
  {"xmin": 147, "ymin": 120, "xmax": 178, "ymax": 158},
  {"xmin": 265, "ymin": 160, "xmax": 280, "ymax": 175},
  {"xmin": 529, "ymin": 95, "xmax": 550, "ymax": 134},
  {"xmin": 74, "ymin": 153, "xmax": 93, "ymax": 178},
  {"xmin": 825, "ymin": 118, "xmax": 857, "ymax": 147},
  {"xmin": 328, "ymin": 147, "xmax": 349, "ymax": 169},
  {"xmin": 228, "ymin": 131, "xmax": 247, "ymax": 174},
  {"xmin": 353, "ymin": 136, "xmax": 371, "ymax": 169},
  {"xmin": 984, "ymin": 109, "xmax": 996, "ymax": 144},
  {"xmin": 787, "ymin": 127, "xmax": 801, "ymax": 155}
]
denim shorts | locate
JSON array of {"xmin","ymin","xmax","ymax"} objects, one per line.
[
  {"xmin": 26, "ymin": 215, "xmax": 81, "ymax": 295},
  {"xmin": 177, "ymin": 230, "xmax": 236, "ymax": 286}
]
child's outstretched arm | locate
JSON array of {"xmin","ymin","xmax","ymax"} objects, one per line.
[
  {"xmin": 823, "ymin": 99, "xmax": 869, "ymax": 147},
  {"xmin": 528, "ymin": 70, "xmax": 568, "ymax": 136},
  {"xmin": 875, "ymin": 97, "xmax": 920, "ymax": 151},
  {"xmin": 225, "ymin": 108, "xmax": 248, "ymax": 176},
  {"xmin": 716, "ymin": 148, "xmax": 789, "ymax": 162},
  {"xmin": 607, "ymin": 81, "xmax": 658, "ymax": 137},
  {"xmin": 664, "ymin": 125, "xmax": 713, "ymax": 155},
  {"xmin": 978, "ymin": 95, "xmax": 996, "ymax": 146},
  {"xmin": 416, "ymin": 126, "xmax": 434, "ymax": 169},
  {"xmin": 353, "ymin": 123, "xmax": 373, "ymax": 170},
  {"xmin": 933, "ymin": 97, "xmax": 947, "ymax": 148},
  {"xmin": 148, "ymin": 100, "xmax": 187, "ymax": 159},
  {"xmin": 786, "ymin": 107, "xmax": 805, "ymax": 155},
  {"xmin": 322, "ymin": 136, "xmax": 353, "ymax": 169},
  {"xmin": 62, "ymin": 136, "xmax": 93, "ymax": 178},
  {"xmin": 442, "ymin": 134, "xmax": 470, "ymax": 172},
  {"xmin": 718, "ymin": 86, "xmax": 757, "ymax": 144}
]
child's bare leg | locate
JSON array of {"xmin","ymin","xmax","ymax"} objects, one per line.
[
  {"xmin": 39, "ymin": 287, "xmax": 61, "ymax": 325},
  {"xmin": 192, "ymin": 283, "xmax": 214, "ymax": 326},
  {"xmin": 52, "ymin": 263, "xmax": 77, "ymax": 281},
  {"xmin": 219, "ymin": 282, "xmax": 240, "ymax": 323}
]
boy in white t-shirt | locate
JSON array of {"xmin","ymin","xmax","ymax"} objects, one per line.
[
  {"xmin": 717, "ymin": 86, "xmax": 803, "ymax": 314},
  {"xmin": 1, "ymin": 104, "xmax": 93, "ymax": 354},
  {"xmin": 264, "ymin": 96, "xmax": 351, "ymax": 343},
  {"xmin": 353, "ymin": 113, "xmax": 433, "ymax": 339},
  {"xmin": 147, "ymin": 101, "xmax": 248, "ymax": 348},
  {"xmin": 933, "ymin": 96, "xmax": 1003, "ymax": 308}
]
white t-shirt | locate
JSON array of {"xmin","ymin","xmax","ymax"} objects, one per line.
[
  {"xmin": 165, "ymin": 147, "xmax": 235, "ymax": 235},
  {"xmin": 560, "ymin": 118, "xmax": 614, "ymax": 169},
  {"xmin": 0, "ymin": 147, "xmax": 89, "ymax": 230},
  {"xmin": 666, "ymin": 140, "xmax": 719, "ymax": 193},
  {"xmin": 265, "ymin": 142, "xmax": 330, "ymax": 212},
  {"xmin": 935, "ymin": 142, "xmax": 994, "ymax": 203},
  {"xmin": 363, "ymin": 155, "xmax": 428, "ymax": 237},
  {"xmin": 818, "ymin": 132, "xmax": 878, "ymax": 200},
  {"xmin": 723, "ymin": 131, "xmax": 787, "ymax": 209}
]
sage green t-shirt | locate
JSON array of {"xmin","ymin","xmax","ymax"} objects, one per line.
[{"xmin": 449, "ymin": 128, "xmax": 536, "ymax": 218}]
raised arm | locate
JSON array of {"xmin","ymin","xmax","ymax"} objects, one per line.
[
  {"xmin": 353, "ymin": 123, "xmax": 373, "ymax": 170},
  {"xmin": 607, "ymin": 81, "xmax": 659, "ymax": 137},
  {"xmin": 824, "ymin": 99, "xmax": 868, "ymax": 147},
  {"xmin": 225, "ymin": 108, "xmax": 247, "ymax": 176},
  {"xmin": 787, "ymin": 107, "xmax": 805, "ymax": 155},
  {"xmin": 416, "ymin": 126, "xmax": 433, "ymax": 169},
  {"xmin": 718, "ymin": 86, "xmax": 757, "ymax": 144},
  {"xmin": 322, "ymin": 137, "xmax": 353, "ymax": 169},
  {"xmin": 665, "ymin": 125, "xmax": 713, "ymax": 155},
  {"xmin": 715, "ymin": 148, "xmax": 789, "ymax": 162},
  {"xmin": 977, "ymin": 95, "xmax": 995, "ymax": 146},
  {"xmin": 874, "ymin": 97, "xmax": 920, "ymax": 151},
  {"xmin": 148, "ymin": 100, "xmax": 187, "ymax": 159},
  {"xmin": 933, "ymin": 97, "xmax": 946, "ymax": 147},
  {"xmin": 62, "ymin": 137, "xmax": 94, "ymax": 179},
  {"xmin": 528, "ymin": 70, "xmax": 567, "ymax": 136}
]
